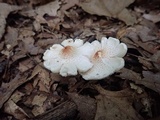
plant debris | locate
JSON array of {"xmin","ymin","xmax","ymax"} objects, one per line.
[{"xmin": 0, "ymin": 0, "xmax": 160, "ymax": 120}]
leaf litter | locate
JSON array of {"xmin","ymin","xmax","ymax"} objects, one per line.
[{"xmin": 0, "ymin": 0, "xmax": 160, "ymax": 120}]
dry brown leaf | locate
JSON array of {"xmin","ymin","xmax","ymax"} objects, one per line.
[
  {"xmin": 35, "ymin": 0, "xmax": 61, "ymax": 16},
  {"xmin": 130, "ymin": 83, "xmax": 144, "ymax": 94},
  {"xmin": 0, "ymin": 74, "xmax": 20, "ymax": 108},
  {"xmin": 0, "ymin": 3, "xmax": 22, "ymax": 39},
  {"xmin": 18, "ymin": 27, "xmax": 35, "ymax": 38},
  {"xmin": 20, "ymin": 0, "xmax": 61, "ymax": 30},
  {"xmin": 4, "ymin": 99, "xmax": 29, "ymax": 119},
  {"xmin": 138, "ymin": 57, "xmax": 154, "ymax": 70},
  {"xmin": 21, "ymin": 1, "xmax": 61, "ymax": 17},
  {"xmin": 29, "ymin": 0, "xmax": 53, "ymax": 6},
  {"xmin": 24, "ymin": 83, "xmax": 34, "ymax": 95},
  {"xmin": 28, "ymin": 65, "xmax": 53, "ymax": 92},
  {"xmin": 135, "ymin": 26, "xmax": 157, "ymax": 42},
  {"xmin": 12, "ymin": 50, "xmax": 27, "ymax": 62},
  {"xmin": 27, "ymin": 65, "xmax": 43, "ymax": 80},
  {"xmin": 3, "ymin": 90, "xmax": 27, "ymax": 119},
  {"xmin": 94, "ymin": 85, "xmax": 143, "ymax": 120},
  {"xmin": 142, "ymin": 71, "xmax": 160, "ymax": 92},
  {"xmin": 124, "ymin": 26, "xmax": 158, "ymax": 54},
  {"xmin": 126, "ymin": 25, "xmax": 157, "ymax": 42},
  {"xmin": 34, "ymin": 66, "xmax": 52, "ymax": 92},
  {"xmin": 32, "ymin": 105, "xmax": 46, "ymax": 116},
  {"xmin": 79, "ymin": 0, "xmax": 136, "ymax": 25},
  {"xmin": 118, "ymin": 68, "xmax": 160, "ymax": 94},
  {"xmin": 68, "ymin": 93, "xmax": 96, "ymax": 120},
  {"xmin": 118, "ymin": 68, "xmax": 142, "ymax": 81},
  {"xmin": 0, "ymin": 65, "xmax": 42, "ymax": 109},
  {"xmin": 117, "ymin": 8, "xmax": 136, "ymax": 26},
  {"xmin": 10, "ymin": 90, "xmax": 25, "ymax": 103},
  {"xmin": 18, "ymin": 58, "xmax": 35, "ymax": 72},
  {"xmin": 0, "ymin": 70, "xmax": 37, "ymax": 109},
  {"xmin": 143, "ymin": 13, "xmax": 160, "ymax": 23},
  {"xmin": 32, "ymin": 94, "xmax": 47, "ymax": 106},
  {"xmin": 22, "ymin": 37, "xmax": 43, "ymax": 55},
  {"xmin": 81, "ymin": 28, "xmax": 95, "ymax": 37},
  {"xmin": 150, "ymin": 50, "xmax": 160, "ymax": 70},
  {"xmin": 5, "ymin": 27, "xmax": 18, "ymax": 49},
  {"xmin": 35, "ymin": 38, "xmax": 60, "ymax": 48},
  {"xmin": 151, "ymin": 50, "xmax": 160, "ymax": 64},
  {"xmin": 1, "ymin": 46, "xmax": 13, "ymax": 58},
  {"xmin": 31, "ymin": 94, "xmax": 50, "ymax": 116},
  {"xmin": 0, "ymin": 41, "xmax": 4, "ymax": 52},
  {"xmin": 61, "ymin": 0, "xmax": 79, "ymax": 11}
]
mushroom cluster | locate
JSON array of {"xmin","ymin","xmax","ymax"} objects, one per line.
[{"xmin": 43, "ymin": 37, "xmax": 127, "ymax": 80}]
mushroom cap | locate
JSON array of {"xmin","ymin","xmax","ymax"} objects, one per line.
[
  {"xmin": 80, "ymin": 37, "xmax": 127, "ymax": 80},
  {"xmin": 43, "ymin": 39, "xmax": 94, "ymax": 77}
]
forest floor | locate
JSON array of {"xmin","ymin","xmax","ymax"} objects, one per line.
[{"xmin": 0, "ymin": 0, "xmax": 160, "ymax": 120}]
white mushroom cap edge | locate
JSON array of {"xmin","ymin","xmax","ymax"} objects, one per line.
[
  {"xmin": 80, "ymin": 37, "xmax": 127, "ymax": 80},
  {"xmin": 43, "ymin": 37, "xmax": 127, "ymax": 80},
  {"xmin": 43, "ymin": 38, "xmax": 94, "ymax": 77}
]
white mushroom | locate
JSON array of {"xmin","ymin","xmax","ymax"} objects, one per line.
[
  {"xmin": 80, "ymin": 37, "xmax": 127, "ymax": 80},
  {"xmin": 43, "ymin": 38, "xmax": 94, "ymax": 77}
]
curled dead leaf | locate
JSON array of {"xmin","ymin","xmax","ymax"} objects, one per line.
[
  {"xmin": 0, "ymin": 3, "xmax": 22, "ymax": 39},
  {"xmin": 68, "ymin": 93, "xmax": 96, "ymax": 120},
  {"xmin": 117, "ymin": 68, "xmax": 160, "ymax": 94},
  {"xmin": 94, "ymin": 85, "xmax": 143, "ymax": 120},
  {"xmin": 79, "ymin": 0, "xmax": 136, "ymax": 25},
  {"xmin": 4, "ymin": 99, "xmax": 29, "ymax": 119}
]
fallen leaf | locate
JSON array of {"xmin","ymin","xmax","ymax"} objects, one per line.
[
  {"xmin": 117, "ymin": 68, "xmax": 142, "ymax": 81},
  {"xmin": 130, "ymin": 83, "xmax": 144, "ymax": 94},
  {"xmin": 35, "ymin": 1, "xmax": 61, "ymax": 17},
  {"xmin": 150, "ymin": 50, "xmax": 160, "ymax": 70},
  {"xmin": 81, "ymin": 28, "xmax": 95, "ymax": 37},
  {"xmin": 79, "ymin": 0, "xmax": 136, "ymax": 25},
  {"xmin": 61, "ymin": 0, "xmax": 79, "ymax": 12},
  {"xmin": 29, "ymin": 0, "xmax": 52, "ymax": 6},
  {"xmin": 0, "ymin": 65, "xmax": 41, "ymax": 109},
  {"xmin": 142, "ymin": 71, "xmax": 160, "ymax": 91},
  {"xmin": 35, "ymin": 38, "xmax": 61, "ymax": 48},
  {"xmin": 68, "ymin": 93, "xmax": 96, "ymax": 120},
  {"xmin": 151, "ymin": 50, "xmax": 160, "ymax": 64},
  {"xmin": 18, "ymin": 27, "xmax": 35, "ymax": 39},
  {"xmin": 27, "ymin": 65, "xmax": 43, "ymax": 80},
  {"xmin": 18, "ymin": 58, "xmax": 35, "ymax": 72},
  {"xmin": 12, "ymin": 50, "xmax": 27, "ymax": 62},
  {"xmin": 10, "ymin": 90, "xmax": 25, "ymax": 103},
  {"xmin": 32, "ymin": 94, "xmax": 47, "ymax": 106},
  {"xmin": 4, "ymin": 27, "xmax": 18, "ymax": 49},
  {"xmin": 94, "ymin": 85, "xmax": 143, "ymax": 120},
  {"xmin": 124, "ymin": 26, "xmax": 158, "ymax": 54},
  {"xmin": 0, "ymin": 3, "xmax": 22, "ymax": 39},
  {"xmin": 143, "ymin": 13, "xmax": 160, "ymax": 23},
  {"xmin": 31, "ymin": 94, "xmax": 49, "ymax": 116},
  {"xmin": 24, "ymin": 83, "xmax": 34, "ymax": 95},
  {"xmin": 117, "ymin": 68, "xmax": 160, "ymax": 94},
  {"xmin": 22, "ymin": 37, "xmax": 43, "ymax": 55},
  {"xmin": 34, "ymin": 65, "xmax": 52, "ymax": 92},
  {"xmin": 4, "ymin": 99, "xmax": 29, "ymax": 119},
  {"xmin": 117, "ymin": 8, "xmax": 136, "ymax": 26},
  {"xmin": 0, "ymin": 41, "xmax": 4, "ymax": 52},
  {"xmin": 20, "ymin": 1, "xmax": 61, "ymax": 17},
  {"xmin": 32, "ymin": 105, "xmax": 46, "ymax": 116},
  {"xmin": 138, "ymin": 57, "xmax": 154, "ymax": 70},
  {"xmin": 126, "ymin": 25, "xmax": 157, "ymax": 42},
  {"xmin": 34, "ymin": 13, "xmax": 61, "ymax": 30},
  {"xmin": 1, "ymin": 48, "xmax": 13, "ymax": 58}
]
